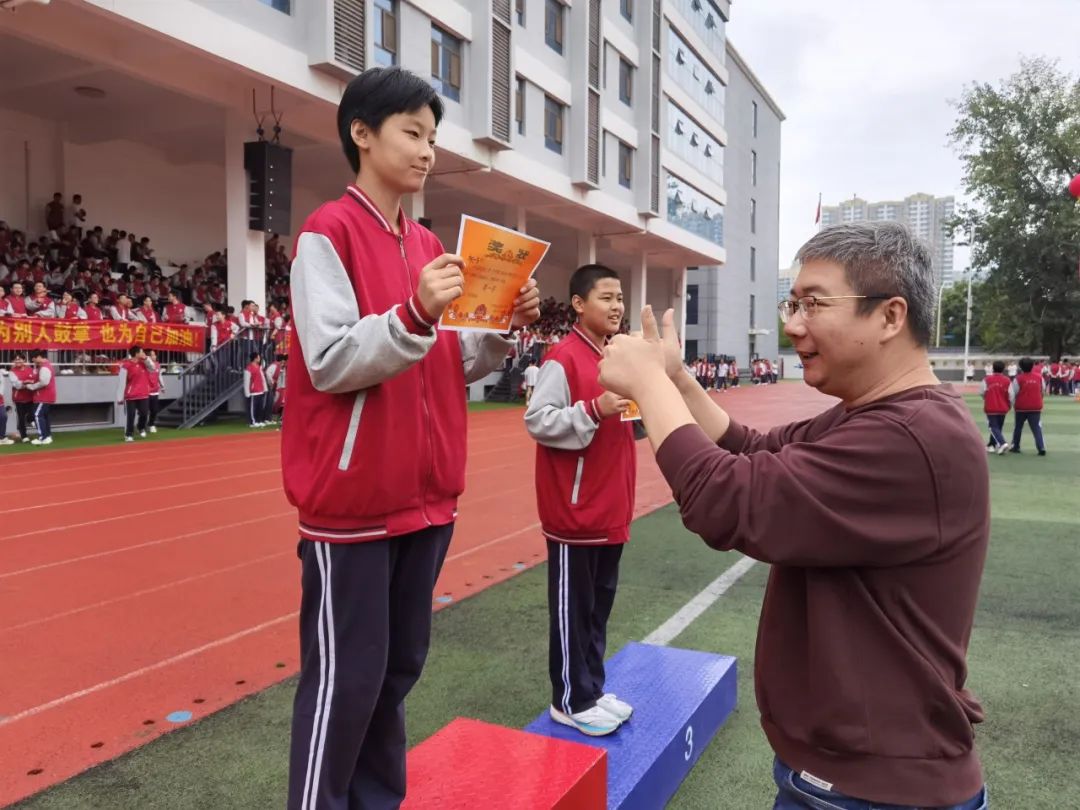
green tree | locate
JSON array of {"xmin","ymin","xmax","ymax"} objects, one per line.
[{"xmin": 950, "ymin": 57, "xmax": 1080, "ymax": 358}]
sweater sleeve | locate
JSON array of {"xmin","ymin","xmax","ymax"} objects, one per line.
[
  {"xmin": 717, "ymin": 407, "xmax": 839, "ymax": 455},
  {"xmin": 655, "ymin": 415, "xmax": 941, "ymax": 568},
  {"xmin": 243, "ymin": 369, "xmax": 252, "ymax": 397},
  {"xmin": 458, "ymin": 332, "xmax": 514, "ymax": 384},
  {"xmin": 116, "ymin": 367, "xmax": 128, "ymax": 401},
  {"xmin": 523, "ymin": 359, "xmax": 601, "ymax": 450},
  {"xmin": 291, "ymin": 231, "xmax": 437, "ymax": 394}
]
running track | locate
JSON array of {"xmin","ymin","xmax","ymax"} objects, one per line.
[{"xmin": 0, "ymin": 384, "xmax": 833, "ymax": 804}]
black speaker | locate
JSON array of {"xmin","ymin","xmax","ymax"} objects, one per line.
[{"xmin": 244, "ymin": 141, "xmax": 292, "ymax": 234}]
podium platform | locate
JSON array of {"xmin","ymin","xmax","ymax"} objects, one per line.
[
  {"xmin": 403, "ymin": 718, "xmax": 607, "ymax": 809},
  {"xmin": 525, "ymin": 643, "xmax": 737, "ymax": 809}
]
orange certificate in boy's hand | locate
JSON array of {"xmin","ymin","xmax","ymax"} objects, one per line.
[
  {"xmin": 620, "ymin": 400, "xmax": 642, "ymax": 421},
  {"xmin": 439, "ymin": 215, "xmax": 550, "ymax": 333}
]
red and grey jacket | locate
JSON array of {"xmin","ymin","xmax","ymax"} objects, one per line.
[
  {"xmin": 980, "ymin": 373, "xmax": 1011, "ymax": 415},
  {"xmin": 281, "ymin": 185, "xmax": 512, "ymax": 544},
  {"xmin": 244, "ymin": 363, "xmax": 267, "ymax": 396},
  {"xmin": 147, "ymin": 360, "xmax": 162, "ymax": 396},
  {"xmin": 524, "ymin": 326, "xmax": 637, "ymax": 545},
  {"xmin": 117, "ymin": 358, "xmax": 150, "ymax": 401},
  {"xmin": 1011, "ymin": 371, "xmax": 1043, "ymax": 412},
  {"xmin": 10, "ymin": 365, "xmax": 35, "ymax": 403},
  {"xmin": 30, "ymin": 361, "xmax": 56, "ymax": 404}
]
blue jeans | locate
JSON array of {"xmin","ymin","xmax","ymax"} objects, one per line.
[
  {"xmin": 772, "ymin": 759, "xmax": 987, "ymax": 810},
  {"xmin": 1011, "ymin": 411, "xmax": 1045, "ymax": 452}
]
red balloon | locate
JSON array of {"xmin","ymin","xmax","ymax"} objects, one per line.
[{"xmin": 1070, "ymin": 173, "xmax": 1080, "ymax": 199}]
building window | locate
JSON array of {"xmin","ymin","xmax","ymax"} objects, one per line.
[
  {"xmin": 545, "ymin": 0, "xmax": 564, "ymax": 54},
  {"xmin": 687, "ymin": 284, "xmax": 699, "ymax": 325},
  {"xmin": 618, "ymin": 141, "xmax": 633, "ymax": 188},
  {"xmin": 544, "ymin": 95, "xmax": 564, "ymax": 154},
  {"xmin": 620, "ymin": 0, "xmax": 632, "ymax": 22},
  {"xmin": 667, "ymin": 173, "xmax": 724, "ymax": 246},
  {"xmin": 618, "ymin": 57, "xmax": 633, "ymax": 105},
  {"xmin": 516, "ymin": 0, "xmax": 525, "ymax": 25},
  {"xmin": 751, "ymin": 149, "xmax": 757, "ymax": 186},
  {"xmin": 750, "ymin": 246, "xmax": 756, "ymax": 282},
  {"xmin": 257, "ymin": 0, "xmax": 290, "ymax": 12},
  {"xmin": 752, "ymin": 100, "xmax": 758, "ymax": 137},
  {"xmin": 516, "ymin": 77, "xmax": 526, "ymax": 135},
  {"xmin": 430, "ymin": 25, "xmax": 463, "ymax": 102},
  {"xmin": 750, "ymin": 198, "xmax": 757, "ymax": 233},
  {"xmin": 373, "ymin": 0, "xmax": 397, "ymax": 67},
  {"xmin": 749, "ymin": 294, "xmax": 756, "ymax": 329}
]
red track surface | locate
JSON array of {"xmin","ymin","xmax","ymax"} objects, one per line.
[{"xmin": 0, "ymin": 384, "xmax": 832, "ymax": 805}]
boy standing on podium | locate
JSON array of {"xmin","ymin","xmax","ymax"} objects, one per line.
[{"xmin": 525, "ymin": 264, "xmax": 638, "ymax": 737}]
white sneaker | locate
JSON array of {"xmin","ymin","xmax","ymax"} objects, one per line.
[
  {"xmin": 31, "ymin": 438, "xmax": 42, "ymax": 445},
  {"xmin": 0, "ymin": 438, "xmax": 14, "ymax": 446},
  {"xmin": 139, "ymin": 431, "xmax": 147, "ymax": 438},
  {"xmin": 996, "ymin": 442, "xmax": 1011, "ymax": 455},
  {"xmin": 549, "ymin": 704, "xmax": 622, "ymax": 737},
  {"xmin": 21, "ymin": 437, "xmax": 30, "ymax": 443},
  {"xmin": 149, "ymin": 426, "xmax": 157, "ymax": 434},
  {"xmin": 985, "ymin": 445, "xmax": 995, "ymax": 454},
  {"xmin": 40, "ymin": 436, "xmax": 52, "ymax": 445},
  {"xmin": 125, "ymin": 436, "xmax": 134, "ymax": 443},
  {"xmin": 597, "ymin": 693, "xmax": 634, "ymax": 722}
]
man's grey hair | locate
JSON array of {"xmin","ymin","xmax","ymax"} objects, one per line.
[{"xmin": 795, "ymin": 222, "xmax": 936, "ymax": 346}]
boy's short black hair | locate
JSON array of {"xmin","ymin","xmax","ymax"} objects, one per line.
[
  {"xmin": 992, "ymin": 360, "xmax": 1005, "ymax": 373},
  {"xmin": 129, "ymin": 345, "xmax": 142, "ymax": 357},
  {"xmin": 250, "ymin": 351, "xmax": 261, "ymax": 362},
  {"xmin": 337, "ymin": 67, "xmax": 445, "ymax": 175},
  {"xmin": 570, "ymin": 264, "xmax": 621, "ymax": 302},
  {"xmin": 31, "ymin": 350, "xmax": 47, "ymax": 359},
  {"xmin": 1018, "ymin": 357, "xmax": 1034, "ymax": 373}
]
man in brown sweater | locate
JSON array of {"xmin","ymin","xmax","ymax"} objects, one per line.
[{"xmin": 599, "ymin": 223, "xmax": 989, "ymax": 809}]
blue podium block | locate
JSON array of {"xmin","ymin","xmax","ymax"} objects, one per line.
[{"xmin": 525, "ymin": 643, "xmax": 737, "ymax": 809}]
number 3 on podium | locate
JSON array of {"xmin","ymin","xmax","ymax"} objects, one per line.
[{"xmin": 684, "ymin": 725, "xmax": 694, "ymax": 761}]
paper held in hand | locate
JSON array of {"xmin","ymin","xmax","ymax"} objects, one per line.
[
  {"xmin": 620, "ymin": 400, "xmax": 642, "ymax": 421},
  {"xmin": 439, "ymin": 215, "xmax": 551, "ymax": 333}
]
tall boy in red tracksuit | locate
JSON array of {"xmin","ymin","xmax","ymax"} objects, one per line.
[
  {"xmin": 525, "ymin": 264, "xmax": 637, "ymax": 737},
  {"xmin": 282, "ymin": 66, "xmax": 540, "ymax": 810},
  {"xmin": 980, "ymin": 359, "xmax": 1011, "ymax": 454}
]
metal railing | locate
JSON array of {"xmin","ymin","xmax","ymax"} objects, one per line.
[{"xmin": 156, "ymin": 329, "xmax": 275, "ymax": 429}]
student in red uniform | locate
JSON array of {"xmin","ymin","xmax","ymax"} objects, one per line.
[
  {"xmin": 264, "ymin": 353, "xmax": 285, "ymax": 425},
  {"xmin": 27, "ymin": 282, "xmax": 53, "ymax": 317},
  {"xmin": 55, "ymin": 291, "xmax": 86, "ymax": 319},
  {"xmin": 597, "ymin": 222, "xmax": 989, "ymax": 810},
  {"xmin": 84, "ymin": 293, "xmax": 104, "ymax": 321},
  {"xmin": 163, "ymin": 291, "xmax": 188, "ymax": 323},
  {"xmin": 26, "ymin": 349, "xmax": 56, "ymax": 445},
  {"xmin": 1009, "ymin": 356, "xmax": 1046, "ymax": 455},
  {"xmin": 282, "ymin": 66, "xmax": 540, "ymax": 810},
  {"xmin": 116, "ymin": 345, "xmax": 151, "ymax": 442},
  {"xmin": 243, "ymin": 351, "xmax": 267, "ymax": 428},
  {"xmin": 7, "ymin": 282, "xmax": 28, "ymax": 317},
  {"xmin": 0, "ymin": 372, "xmax": 13, "ymax": 445},
  {"xmin": 524, "ymin": 264, "xmax": 637, "ymax": 738},
  {"xmin": 980, "ymin": 360, "xmax": 1012, "ymax": 454},
  {"xmin": 8, "ymin": 353, "xmax": 36, "ymax": 442},
  {"xmin": 146, "ymin": 348, "xmax": 163, "ymax": 433}
]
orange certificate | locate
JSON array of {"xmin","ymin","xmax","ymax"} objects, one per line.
[
  {"xmin": 440, "ymin": 215, "xmax": 551, "ymax": 332},
  {"xmin": 620, "ymin": 400, "xmax": 642, "ymax": 421}
]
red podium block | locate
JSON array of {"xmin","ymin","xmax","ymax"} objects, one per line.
[{"xmin": 404, "ymin": 718, "xmax": 607, "ymax": 809}]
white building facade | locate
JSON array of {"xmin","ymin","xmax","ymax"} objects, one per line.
[{"xmin": 1, "ymin": 0, "xmax": 788, "ymax": 363}]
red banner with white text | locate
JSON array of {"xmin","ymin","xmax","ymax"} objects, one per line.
[{"xmin": 0, "ymin": 318, "xmax": 206, "ymax": 352}]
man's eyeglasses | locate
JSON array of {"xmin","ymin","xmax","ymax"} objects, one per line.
[{"xmin": 777, "ymin": 295, "xmax": 893, "ymax": 323}]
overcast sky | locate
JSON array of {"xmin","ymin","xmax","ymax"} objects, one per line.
[{"xmin": 726, "ymin": 0, "xmax": 1080, "ymax": 277}]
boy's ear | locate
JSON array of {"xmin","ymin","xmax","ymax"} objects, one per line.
[
  {"xmin": 571, "ymin": 294, "xmax": 586, "ymax": 315},
  {"xmin": 351, "ymin": 120, "xmax": 370, "ymax": 152}
]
